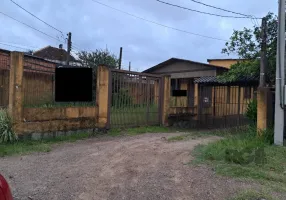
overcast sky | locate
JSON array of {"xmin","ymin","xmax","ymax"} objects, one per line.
[{"xmin": 0, "ymin": 0, "xmax": 277, "ymax": 71}]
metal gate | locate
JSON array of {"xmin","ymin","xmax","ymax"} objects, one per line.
[
  {"xmin": 198, "ymin": 85, "xmax": 254, "ymax": 129},
  {"xmin": 109, "ymin": 69, "xmax": 162, "ymax": 128}
]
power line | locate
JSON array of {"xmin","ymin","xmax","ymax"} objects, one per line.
[
  {"xmin": 90, "ymin": 0, "xmax": 228, "ymax": 42},
  {"xmin": 188, "ymin": 0, "xmax": 261, "ymax": 19},
  {"xmin": 9, "ymin": 0, "xmax": 87, "ymax": 51},
  {"xmin": 156, "ymin": 0, "xmax": 251, "ymax": 19},
  {"xmin": 9, "ymin": 0, "xmax": 64, "ymax": 34},
  {"xmin": 0, "ymin": 11, "xmax": 64, "ymax": 43},
  {"xmin": 0, "ymin": 41, "xmax": 39, "ymax": 49},
  {"xmin": 0, "ymin": 42, "xmax": 32, "ymax": 51}
]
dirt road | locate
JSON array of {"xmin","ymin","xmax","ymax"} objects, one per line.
[{"xmin": 0, "ymin": 133, "xmax": 264, "ymax": 200}]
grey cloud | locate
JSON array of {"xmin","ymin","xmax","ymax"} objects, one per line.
[{"xmin": 1, "ymin": 0, "xmax": 277, "ymax": 71}]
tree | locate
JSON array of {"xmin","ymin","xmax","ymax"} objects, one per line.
[
  {"xmin": 77, "ymin": 49, "xmax": 119, "ymax": 101},
  {"xmin": 77, "ymin": 49, "xmax": 119, "ymax": 69},
  {"xmin": 219, "ymin": 13, "xmax": 277, "ymax": 85}
]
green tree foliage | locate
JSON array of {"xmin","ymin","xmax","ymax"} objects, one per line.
[
  {"xmin": 77, "ymin": 49, "xmax": 119, "ymax": 69},
  {"xmin": 220, "ymin": 13, "xmax": 277, "ymax": 85},
  {"xmin": 77, "ymin": 49, "xmax": 119, "ymax": 101}
]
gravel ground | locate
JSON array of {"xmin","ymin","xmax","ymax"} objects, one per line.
[{"xmin": 0, "ymin": 133, "xmax": 280, "ymax": 200}]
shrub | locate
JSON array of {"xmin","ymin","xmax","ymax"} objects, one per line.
[
  {"xmin": 0, "ymin": 109, "xmax": 17, "ymax": 143},
  {"xmin": 245, "ymin": 100, "xmax": 257, "ymax": 123}
]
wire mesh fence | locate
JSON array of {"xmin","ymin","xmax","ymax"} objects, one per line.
[
  {"xmin": 0, "ymin": 51, "xmax": 10, "ymax": 108},
  {"xmin": 109, "ymin": 69, "xmax": 162, "ymax": 127}
]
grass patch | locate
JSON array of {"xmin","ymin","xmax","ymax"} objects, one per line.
[
  {"xmin": 110, "ymin": 105, "xmax": 159, "ymax": 127},
  {"xmin": 167, "ymin": 126, "xmax": 249, "ymax": 143},
  {"xmin": 193, "ymin": 126, "xmax": 286, "ymax": 194},
  {"xmin": 167, "ymin": 133, "xmax": 206, "ymax": 142},
  {"xmin": 0, "ymin": 126, "xmax": 171, "ymax": 157},
  {"xmin": 0, "ymin": 132, "xmax": 90, "ymax": 157},
  {"xmin": 167, "ymin": 135, "xmax": 186, "ymax": 142},
  {"xmin": 108, "ymin": 126, "xmax": 170, "ymax": 136},
  {"xmin": 24, "ymin": 102, "xmax": 96, "ymax": 108},
  {"xmin": 228, "ymin": 189, "xmax": 276, "ymax": 200}
]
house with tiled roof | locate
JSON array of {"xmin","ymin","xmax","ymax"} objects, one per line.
[{"xmin": 33, "ymin": 44, "xmax": 79, "ymax": 65}]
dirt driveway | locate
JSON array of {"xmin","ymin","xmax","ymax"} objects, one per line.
[{"xmin": 0, "ymin": 133, "xmax": 262, "ymax": 200}]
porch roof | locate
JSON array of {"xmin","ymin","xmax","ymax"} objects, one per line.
[{"xmin": 194, "ymin": 75, "xmax": 259, "ymax": 86}]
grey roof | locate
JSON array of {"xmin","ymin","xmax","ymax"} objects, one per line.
[
  {"xmin": 194, "ymin": 76, "xmax": 217, "ymax": 83},
  {"xmin": 143, "ymin": 58, "xmax": 228, "ymax": 73},
  {"xmin": 194, "ymin": 75, "xmax": 259, "ymax": 85}
]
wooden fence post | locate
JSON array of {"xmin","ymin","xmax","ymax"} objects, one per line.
[
  {"xmin": 161, "ymin": 75, "xmax": 170, "ymax": 126},
  {"xmin": 8, "ymin": 52, "xmax": 24, "ymax": 133},
  {"xmin": 96, "ymin": 65, "xmax": 110, "ymax": 129}
]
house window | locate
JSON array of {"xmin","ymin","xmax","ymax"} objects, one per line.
[
  {"xmin": 244, "ymin": 87, "xmax": 252, "ymax": 99},
  {"xmin": 226, "ymin": 86, "xmax": 231, "ymax": 103},
  {"xmin": 171, "ymin": 79, "xmax": 181, "ymax": 95}
]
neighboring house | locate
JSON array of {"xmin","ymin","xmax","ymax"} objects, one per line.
[
  {"xmin": 143, "ymin": 57, "xmax": 258, "ymax": 129},
  {"xmin": 143, "ymin": 58, "xmax": 228, "ymax": 108},
  {"xmin": 33, "ymin": 44, "xmax": 79, "ymax": 66},
  {"xmin": 207, "ymin": 58, "xmax": 247, "ymax": 69}
]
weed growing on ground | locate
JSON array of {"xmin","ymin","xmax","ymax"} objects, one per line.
[
  {"xmin": 0, "ymin": 132, "xmax": 90, "ymax": 157},
  {"xmin": 0, "ymin": 109, "xmax": 17, "ymax": 143},
  {"xmin": 228, "ymin": 189, "xmax": 276, "ymax": 200},
  {"xmin": 108, "ymin": 126, "xmax": 170, "ymax": 136},
  {"xmin": 193, "ymin": 126, "xmax": 286, "ymax": 194}
]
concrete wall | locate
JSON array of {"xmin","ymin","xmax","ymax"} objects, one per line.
[{"xmin": 16, "ymin": 106, "xmax": 98, "ymax": 134}]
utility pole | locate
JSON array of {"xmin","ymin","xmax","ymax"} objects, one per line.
[
  {"xmin": 66, "ymin": 32, "xmax": 72, "ymax": 65},
  {"xmin": 259, "ymin": 17, "xmax": 267, "ymax": 87},
  {"xmin": 274, "ymin": 0, "xmax": 285, "ymax": 146},
  {"xmin": 129, "ymin": 61, "xmax": 131, "ymax": 71},
  {"xmin": 119, "ymin": 47, "xmax": 123, "ymax": 69}
]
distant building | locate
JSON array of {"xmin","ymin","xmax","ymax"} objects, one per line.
[
  {"xmin": 33, "ymin": 44, "xmax": 80, "ymax": 66},
  {"xmin": 143, "ymin": 57, "xmax": 228, "ymax": 108},
  {"xmin": 207, "ymin": 58, "xmax": 247, "ymax": 69}
]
